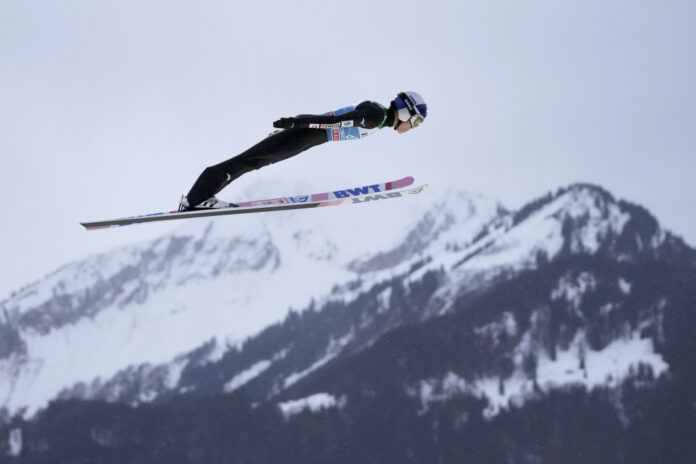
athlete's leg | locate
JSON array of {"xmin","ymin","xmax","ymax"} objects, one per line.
[{"xmin": 184, "ymin": 128, "xmax": 326, "ymax": 207}]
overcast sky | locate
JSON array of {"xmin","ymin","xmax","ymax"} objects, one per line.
[{"xmin": 1, "ymin": 0, "xmax": 695, "ymax": 298}]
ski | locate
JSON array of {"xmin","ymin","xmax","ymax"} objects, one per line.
[{"xmin": 81, "ymin": 176, "xmax": 421, "ymax": 230}]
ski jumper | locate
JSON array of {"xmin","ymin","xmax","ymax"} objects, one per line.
[{"xmin": 184, "ymin": 101, "xmax": 394, "ymax": 207}]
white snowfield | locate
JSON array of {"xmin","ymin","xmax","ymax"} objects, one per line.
[{"xmin": 0, "ymin": 183, "xmax": 672, "ymax": 416}]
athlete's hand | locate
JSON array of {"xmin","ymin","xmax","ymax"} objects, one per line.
[{"xmin": 273, "ymin": 117, "xmax": 296, "ymax": 129}]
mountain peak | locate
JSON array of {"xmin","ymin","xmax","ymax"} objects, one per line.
[
  {"xmin": 559, "ymin": 182, "xmax": 616, "ymax": 200},
  {"xmin": 508, "ymin": 182, "xmax": 693, "ymax": 264},
  {"xmin": 512, "ymin": 183, "xmax": 615, "ymax": 227}
]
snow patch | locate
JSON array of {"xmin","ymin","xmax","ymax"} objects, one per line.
[
  {"xmin": 283, "ymin": 354, "xmax": 335, "ymax": 389},
  {"xmin": 278, "ymin": 393, "xmax": 344, "ymax": 420},
  {"xmin": 164, "ymin": 357, "xmax": 189, "ymax": 391},
  {"xmin": 377, "ymin": 287, "xmax": 392, "ymax": 314},
  {"xmin": 551, "ymin": 272, "xmax": 596, "ymax": 309},
  {"xmin": 563, "ymin": 189, "xmax": 631, "ymax": 254},
  {"xmin": 283, "ymin": 330, "xmax": 354, "ymax": 389},
  {"xmin": 413, "ymin": 331, "xmax": 668, "ymax": 419},
  {"xmin": 200, "ymin": 336, "xmax": 237, "ymax": 365},
  {"xmin": 474, "ymin": 312, "xmax": 517, "ymax": 344},
  {"xmin": 651, "ymin": 229, "xmax": 667, "ymax": 248},
  {"xmin": 292, "ymin": 229, "xmax": 338, "ymax": 261},
  {"xmin": 224, "ymin": 349, "xmax": 289, "ymax": 393},
  {"xmin": 8, "ymin": 428, "xmax": 22, "ymax": 457},
  {"xmin": 225, "ymin": 360, "xmax": 271, "ymax": 393}
]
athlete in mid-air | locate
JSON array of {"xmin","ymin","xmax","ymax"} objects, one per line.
[{"xmin": 178, "ymin": 91, "xmax": 428, "ymax": 211}]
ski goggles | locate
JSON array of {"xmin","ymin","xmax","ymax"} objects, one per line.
[{"xmin": 410, "ymin": 114, "xmax": 425, "ymax": 128}]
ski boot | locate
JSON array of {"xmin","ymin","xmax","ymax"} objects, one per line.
[{"xmin": 178, "ymin": 195, "xmax": 238, "ymax": 212}]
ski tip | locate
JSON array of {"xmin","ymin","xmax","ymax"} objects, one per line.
[
  {"xmin": 391, "ymin": 176, "xmax": 415, "ymax": 190},
  {"xmin": 406, "ymin": 184, "xmax": 429, "ymax": 194}
]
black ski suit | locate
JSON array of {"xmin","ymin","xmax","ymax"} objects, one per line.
[{"xmin": 184, "ymin": 101, "xmax": 395, "ymax": 208}]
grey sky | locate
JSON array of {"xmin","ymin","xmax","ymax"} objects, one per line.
[{"xmin": 1, "ymin": 0, "xmax": 695, "ymax": 298}]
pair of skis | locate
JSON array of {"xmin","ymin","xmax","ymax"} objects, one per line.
[{"xmin": 80, "ymin": 176, "xmax": 428, "ymax": 230}]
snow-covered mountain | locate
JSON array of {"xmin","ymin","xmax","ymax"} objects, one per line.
[
  {"xmin": 3, "ymin": 181, "xmax": 696, "ymax": 463},
  {"xmin": 1, "ymin": 181, "xmax": 691, "ymax": 422}
]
